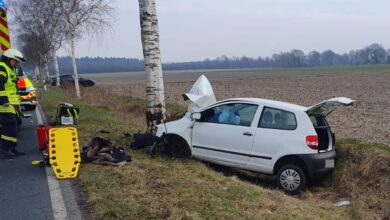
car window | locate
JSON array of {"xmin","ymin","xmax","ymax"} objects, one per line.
[
  {"xmin": 310, "ymin": 116, "xmax": 328, "ymax": 127},
  {"xmin": 258, "ymin": 107, "xmax": 297, "ymax": 130},
  {"xmin": 200, "ymin": 103, "xmax": 258, "ymax": 126}
]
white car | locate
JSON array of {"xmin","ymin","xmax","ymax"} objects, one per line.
[{"xmin": 155, "ymin": 75, "xmax": 355, "ymax": 194}]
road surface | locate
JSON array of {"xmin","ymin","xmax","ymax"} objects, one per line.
[{"xmin": 0, "ymin": 105, "xmax": 83, "ymax": 220}]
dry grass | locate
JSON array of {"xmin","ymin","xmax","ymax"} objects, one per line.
[
  {"xmin": 329, "ymin": 140, "xmax": 390, "ymax": 219},
  {"xmin": 39, "ymin": 81, "xmax": 389, "ymax": 220}
]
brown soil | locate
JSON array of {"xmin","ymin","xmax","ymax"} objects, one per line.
[{"xmin": 88, "ymin": 69, "xmax": 390, "ymax": 147}]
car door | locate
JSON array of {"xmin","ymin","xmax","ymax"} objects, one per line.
[
  {"xmin": 248, "ymin": 107, "xmax": 299, "ymax": 173},
  {"xmin": 192, "ymin": 102, "xmax": 258, "ymax": 167}
]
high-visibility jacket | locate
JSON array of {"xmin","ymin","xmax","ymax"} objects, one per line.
[
  {"xmin": 0, "ymin": 62, "xmax": 17, "ymax": 114},
  {"xmin": 0, "ymin": 62, "xmax": 19, "ymax": 106}
]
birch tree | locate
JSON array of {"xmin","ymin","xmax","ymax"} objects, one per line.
[
  {"xmin": 12, "ymin": 0, "xmax": 65, "ymax": 82},
  {"xmin": 58, "ymin": 0, "xmax": 114, "ymax": 98},
  {"xmin": 139, "ymin": 0, "xmax": 166, "ymax": 132}
]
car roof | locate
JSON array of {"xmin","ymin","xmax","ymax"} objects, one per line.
[{"xmin": 212, "ymin": 98, "xmax": 307, "ymax": 112}]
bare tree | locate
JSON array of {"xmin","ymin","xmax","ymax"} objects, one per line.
[
  {"xmin": 139, "ymin": 0, "xmax": 166, "ymax": 133},
  {"xmin": 12, "ymin": 0, "xmax": 66, "ymax": 82},
  {"xmin": 58, "ymin": 0, "xmax": 114, "ymax": 98}
]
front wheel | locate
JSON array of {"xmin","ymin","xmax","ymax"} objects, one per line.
[
  {"xmin": 167, "ymin": 136, "xmax": 191, "ymax": 158},
  {"xmin": 276, "ymin": 164, "xmax": 307, "ymax": 195}
]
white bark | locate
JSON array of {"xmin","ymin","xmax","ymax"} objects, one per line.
[
  {"xmin": 34, "ymin": 66, "xmax": 39, "ymax": 82},
  {"xmin": 44, "ymin": 60, "xmax": 50, "ymax": 83},
  {"xmin": 70, "ymin": 33, "xmax": 81, "ymax": 98},
  {"xmin": 53, "ymin": 51, "xmax": 61, "ymax": 86},
  {"xmin": 139, "ymin": 0, "xmax": 166, "ymax": 132}
]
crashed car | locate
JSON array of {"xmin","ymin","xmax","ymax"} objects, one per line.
[
  {"xmin": 51, "ymin": 74, "xmax": 96, "ymax": 87},
  {"xmin": 156, "ymin": 75, "xmax": 355, "ymax": 194}
]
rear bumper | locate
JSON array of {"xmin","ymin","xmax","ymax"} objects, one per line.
[{"xmin": 298, "ymin": 149, "xmax": 336, "ymax": 179}]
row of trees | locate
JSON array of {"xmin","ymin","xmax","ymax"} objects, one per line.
[
  {"xmin": 50, "ymin": 43, "xmax": 390, "ymax": 74},
  {"xmin": 12, "ymin": 0, "xmax": 167, "ymax": 131},
  {"xmin": 167, "ymin": 43, "xmax": 390, "ymax": 70},
  {"xmin": 11, "ymin": 0, "xmax": 114, "ymax": 98}
]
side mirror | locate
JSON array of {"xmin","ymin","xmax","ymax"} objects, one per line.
[{"xmin": 191, "ymin": 112, "xmax": 201, "ymax": 121}]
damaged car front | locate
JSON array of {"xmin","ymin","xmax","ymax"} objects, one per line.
[{"xmin": 154, "ymin": 75, "xmax": 216, "ymax": 157}]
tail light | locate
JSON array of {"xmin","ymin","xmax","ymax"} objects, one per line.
[{"xmin": 306, "ymin": 135, "xmax": 318, "ymax": 150}]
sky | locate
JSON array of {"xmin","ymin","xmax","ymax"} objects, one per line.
[{"xmin": 58, "ymin": 0, "xmax": 390, "ymax": 62}]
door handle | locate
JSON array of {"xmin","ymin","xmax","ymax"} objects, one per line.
[{"xmin": 243, "ymin": 132, "xmax": 253, "ymax": 136}]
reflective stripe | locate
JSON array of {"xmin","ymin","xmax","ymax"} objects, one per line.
[
  {"xmin": 0, "ymin": 91, "xmax": 6, "ymax": 96},
  {"xmin": 1, "ymin": 135, "xmax": 17, "ymax": 143},
  {"xmin": 67, "ymin": 108, "xmax": 79, "ymax": 123},
  {"xmin": 0, "ymin": 62, "xmax": 19, "ymax": 105},
  {"xmin": 0, "ymin": 105, "xmax": 16, "ymax": 114},
  {"xmin": 0, "ymin": 71, "xmax": 6, "ymax": 77}
]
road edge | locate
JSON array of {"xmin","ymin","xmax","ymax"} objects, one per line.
[{"xmin": 36, "ymin": 103, "xmax": 83, "ymax": 220}]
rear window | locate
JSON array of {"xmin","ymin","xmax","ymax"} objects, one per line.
[
  {"xmin": 310, "ymin": 116, "xmax": 329, "ymax": 127},
  {"xmin": 258, "ymin": 107, "xmax": 297, "ymax": 130}
]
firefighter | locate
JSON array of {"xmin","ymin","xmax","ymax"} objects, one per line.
[{"xmin": 0, "ymin": 48, "xmax": 25, "ymax": 159}]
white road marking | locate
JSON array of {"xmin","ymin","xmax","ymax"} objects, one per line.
[{"xmin": 36, "ymin": 106, "xmax": 69, "ymax": 220}]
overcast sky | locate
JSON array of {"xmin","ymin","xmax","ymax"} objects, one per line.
[{"xmin": 58, "ymin": 0, "xmax": 390, "ymax": 62}]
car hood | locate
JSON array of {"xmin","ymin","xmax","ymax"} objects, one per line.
[
  {"xmin": 306, "ymin": 97, "xmax": 356, "ymax": 116},
  {"xmin": 183, "ymin": 75, "xmax": 216, "ymax": 113}
]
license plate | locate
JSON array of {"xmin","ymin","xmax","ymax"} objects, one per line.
[
  {"xmin": 325, "ymin": 159, "xmax": 335, "ymax": 168},
  {"xmin": 61, "ymin": 116, "xmax": 74, "ymax": 125}
]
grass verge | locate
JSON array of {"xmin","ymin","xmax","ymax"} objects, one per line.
[{"xmin": 39, "ymin": 86, "xmax": 388, "ymax": 220}]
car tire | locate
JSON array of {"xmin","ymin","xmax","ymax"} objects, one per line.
[
  {"xmin": 276, "ymin": 164, "xmax": 307, "ymax": 195},
  {"xmin": 168, "ymin": 136, "xmax": 191, "ymax": 158}
]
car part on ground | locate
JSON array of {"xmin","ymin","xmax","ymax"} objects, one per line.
[{"xmin": 154, "ymin": 75, "xmax": 356, "ymax": 194}]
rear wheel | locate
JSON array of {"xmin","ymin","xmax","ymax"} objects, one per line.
[
  {"xmin": 276, "ymin": 164, "xmax": 307, "ymax": 195},
  {"xmin": 167, "ymin": 136, "xmax": 191, "ymax": 158}
]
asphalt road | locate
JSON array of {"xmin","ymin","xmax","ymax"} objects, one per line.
[{"xmin": 0, "ymin": 106, "xmax": 82, "ymax": 220}]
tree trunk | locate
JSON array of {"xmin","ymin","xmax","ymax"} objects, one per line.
[
  {"xmin": 33, "ymin": 66, "xmax": 39, "ymax": 82},
  {"xmin": 139, "ymin": 0, "xmax": 166, "ymax": 133},
  {"xmin": 44, "ymin": 60, "xmax": 50, "ymax": 82},
  {"xmin": 53, "ymin": 51, "xmax": 61, "ymax": 86},
  {"xmin": 70, "ymin": 33, "xmax": 81, "ymax": 98}
]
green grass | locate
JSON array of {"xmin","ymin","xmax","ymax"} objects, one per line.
[
  {"xmin": 337, "ymin": 139, "xmax": 390, "ymax": 152},
  {"xmin": 38, "ymin": 86, "xmax": 390, "ymax": 220},
  {"xmin": 246, "ymin": 64, "xmax": 390, "ymax": 73}
]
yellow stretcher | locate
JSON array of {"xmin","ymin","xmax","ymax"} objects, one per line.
[{"xmin": 48, "ymin": 127, "xmax": 81, "ymax": 179}]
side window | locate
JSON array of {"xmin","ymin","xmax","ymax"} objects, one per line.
[
  {"xmin": 258, "ymin": 107, "xmax": 297, "ymax": 130},
  {"xmin": 200, "ymin": 103, "xmax": 258, "ymax": 127}
]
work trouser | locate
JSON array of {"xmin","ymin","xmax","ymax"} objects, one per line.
[{"xmin": 0, "ymin": 113, "xmax": 17, "ymax": 153}]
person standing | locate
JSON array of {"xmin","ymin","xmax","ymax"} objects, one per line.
[{"xmin": 0, "ymin": 48, "xmax": 25, "ymax": 159}]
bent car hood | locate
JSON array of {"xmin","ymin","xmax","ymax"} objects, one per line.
[
  {"xmin": 306, "ymin": 97, "xmax": 355, "ymax": 116},
  {"xmin": 183, "ymin": 75, "xmax": 216, "ymax": 112}
]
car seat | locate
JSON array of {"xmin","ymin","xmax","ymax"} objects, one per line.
[
  {"xmin": 274, "ymin": 113, "xmax": 282, "ymax": 128},
  {"xmin": 262, "ymin": 111, "xmax": 273, "ymax": 126}
]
